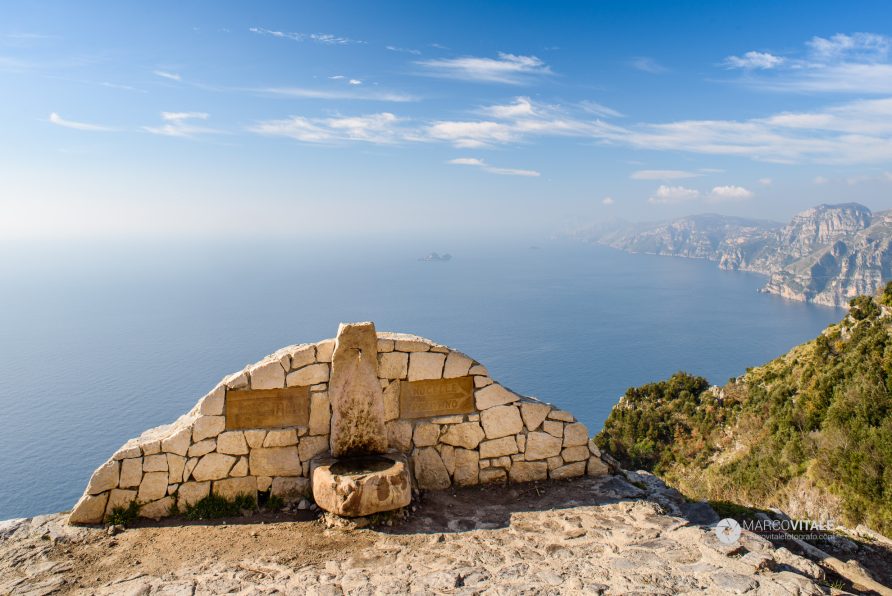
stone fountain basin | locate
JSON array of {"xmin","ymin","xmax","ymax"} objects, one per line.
[{"xmin": 311, "ymin": 454, "xmax": 411, "ymax": 517}]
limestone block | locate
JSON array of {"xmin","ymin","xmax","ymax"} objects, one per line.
[
  {"xmin": 192, "ymin": 416, "xmax": 225, "ymax": 442},
  {"xmin": 256, "ymin": 476, "xmax": 272, "ymax": 492},
  {"xmin": 547, "ymin": 410, "xmax": 575, "ymax": 423},
  {"xmin": 312, "ymin": 455, "xmax": 410, "ymax": 517},
  {"xmin": 315, "ymin": 339, "xmax": 335, "ymax": 363},
  {"xmin": 250, "ymin": 359, "xmax": 286, "ymax": 390},
  {"xmin": 511, "ymin": 453, "xmax": 524, "ymax": 462},
  {"xmin": 137, "ymin": 471, "xmax": 169, "ymax": 503},
  {"xmin": 479, "ymin": 468, "xmax": 507, "ymax": 484},
  {"xmin": 562, "ymin": 445, "xmax": 590, "ymax": 463},
  {"xmin": 286, "ymin": 363, "xmax": 330, "ymax": 387},
  {"xmin": 408, "ymin": 352, "xmax": 446, "ymax": 382},
  {"xmin": 188, "ymin": 439, "xmax": 216, "ymax": 458},
  {"xmin": 443, "ymin": 351, "xmax": 473, "ymax": 378},
  {"xmin": 551, "ymin": 461, "xmax": 586, "ymax": 480},
  {"xmin": 494, "ymin": 456, "xmax": 512, "ymax": 469},
  {"xmin": 225, "ymin": 370, "xmax": 249, "ymax": 390},
  {"xmin": 386, "ymin": 420, "xmax": 413, "ymax": 452},
  {"xmin": 87, "ymin": 460, "xmax": 119, "ymax": 495},
  {"xmin": 244, "ymin": 430, "xmax": 266, "ymax": 449},
  {"xmin": 508, "ymin": 461, "xmax": 548, "ymax": 483},
  {"xmin": 143, "ymin": 454, "xmax": 168, "ymax": 473},
  {"xmin": 587, "ymin": 456, "xmax": 610, "ymax": 477},
  {"xmin": 249, "ymin": 447, "xmax": 300, "ymax": 477},
  {"xmin": 309, "ymin": 393, "xmax": 331, "ymax": 435},
  {"xmin": 139, "ymin": 496, "xmax": 174, "ymax": 520},
  {"xmin": 474, "ymin": 376, "xmax": 493, "ymax": 388},
  {"xmin": 199, "ymin": 384, "xmax": 225, "ymax": 416},
  {"xmin": 217, "ymin": 431, "xmax": 249, "ymax": 454},
  {"xmin": 298, "ymin": 435, "xmax": 329, "ymax": 462},
  {"xmin": 563, "ymin": 423, "xmax": 589, "ymax": 447},
  {"xmin": 525, "ymin": 432, "xmax": 563, "ymax": 460},
  {"xmin": 475, "ymin": 384, "xmax": 519, "ymax": 410},
  {"xmin": 278, "ymin": 352, "xmax": 291, "ymax": 372},
  {"xmin": 213, "ymin": 476, "xmax": 257, "ymax": 501},
  {"xmin": 105, "ymin": 489, "xmax": 137, "ymax": 516},
  {"xmin": 161, "ymin": 427, "xmax": 192, "ymax": 457},
  {"xmin": 377, "ymin": 338, "xmax": 395, "ymax": 352},
  {"xmin": 479, "ymin": 436, "xmax": 518, "ymax": 459},
  {"xmin": 262, "ymin": 429, "xmax": 297, "ymax": 448},
  {"xmin": 177, "ymin": 481, "xmax": 210, "ymax": 507},
  {"xmin": 413, "ymin": 423, "xmax": 440, "ymax": 447},
  {"xmin": 168, "ymin": 484, "xmax": 178, "ymax": 495},
  {"xmin": 68, "ymin": 493, "xmax": 108, "ymax": 525},
  {"xmin": 547, "ymin": 456, "xmax": 564, "ymax": 471},
  {"xmin": 184, "ymin": 458, "xmax": 198, "ymax": 482},
  {"xmin": 141, "ymin": 440, "xmax": 161, "ymax": 456},
  {"xmin": 413, "ymin": 447, "xmax": 450, "ymax": 490},
  {"xmin": 113, "ymin": 443, "xmax": 142, "ymax": 460},
  {"xmin": 468, "ymin": 413, "xmax": 479, "ymax": 422},
  {"xmin": 439, "ymin": 422, "xmax": 485, "ymax": 449},
  {"xmin": 378, "ymin": 352, "xmax": 409, "ymax": 380},
  {"xmin": 439, "ymin": 445, "xmax": 455, "ymax": 475},
  {"xmin": 520, "ymin": 402, "xmax": 551, "ymax": 432},
  {"xmin": 431, "ymin": 415, "xmax": 463, "ymax": 424},
  {"xmin": 192, "ymin": 453, "xmax": 236, "ymax": 481},
  {"xmin": 230, "ymin": 456, "xmax": 249, "ymax": 477},
  {"xmin": 480, "ymin": 458, "xmax": 490, "ymax": 468},
  {"xmin": 119, "ymin": 458, "xmax": 143, "ymax": 489},
  {"xmin": 167, "ymin": 454, "xmax": 186, "ymax": 484},
  {"xmin": 588, "ymin": 440, "xmax": 601, "ymax": 457},
  {"xmin": 516, "ymin": 433, "xmax": 526, "ymax": 452},
  {"xmin": 480, "ymin": 405, "xmax": 523, "ymax": 439},
  {"xmin": 453, "ymin": 449, "xmax": 479, "ymax": 486},
  {"xmin": 543, "ymin": 420, "xmax": 563, "ymax": 437},
  {"xmin": 393, "ymin": 338, "xmax": 430, "ymax": 352},
  {"xmin": 271, "ymin": 477, "xmax": 309, "ymax": 503},
  {"xmin": 468, "ymin": 364, "xmax": 488, "ymax": 376},
  {"xmin": 310, "ymin": 383, "xmax": 327, "ymax": 391},
  {"xmin": 430, "ymin": 344, "xmax": 449, "ymax": 354},
  {"xmin": 383, "ymin": 381, "xmax": 400, "ymax": 421},
  {"xmin": 289, "ymin": 344, "xmax": 316, "ymax": 370}
]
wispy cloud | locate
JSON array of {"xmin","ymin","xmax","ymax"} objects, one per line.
[
  {"xmin": 416, "ymin": 52, "xmax": 551, "ymax": 84},
  {"xmin": 447, "ymin": 157, "xmax": 540, "ymax": 177},
  {"xmin": 648, "ymin": 185, "xmax": 700, "ymax": 204},
  {"xmin": 153, "ymin": 70, "xmax": 181, "ymax": 82},
  {"xmin": 258, "ymin": 86, "xmax": 417, "ymax": 102},
  {"xmin": 602, "ymin": 196, "xmax": 615, "ymax": 205},
  {"xmin": 386, "ymin": 45, "xmax": 421, "ymax": 55},
  {"xmin": 48, "ymin": 112, "xmax": 112, "ymax": 131},
  {"xmin": 249, "ymin": 27, "xmax": 364, "ymax": 45},
  {"xmin": 629, "ymin": 57, "xmax": 668, "ymax": 74},
  {"xmin": 143, "ymin": 112, "xmax": 220, "ymax": 137},
  {"xmin": 249, "ymin": 113, "xmax": 411, "ymax": 145},
  {"xmin": 630, "ymin": 169, "xmax": 700, "ymax": 180},
  {"xmin": 724, "ymin": 51, "xmax": 784, "ymax": 70}
]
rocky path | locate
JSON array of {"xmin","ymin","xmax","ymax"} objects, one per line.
[{"xmin": 0, "ymin": 475, "xmax": 866, "ymax": 595}]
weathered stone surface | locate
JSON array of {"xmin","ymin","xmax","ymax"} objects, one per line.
[
  {"xmin": 213, "ymin": 477, "xmax": 257, "ymax": 500},
  {"xmin": 468, "ymin": 364, "xmax": 488, "ymax": 376},
  {"xmin": 525, "ymin": 432, "xmax": 563, "ymax": 460},
  {"xmin": 329, "ymin": 322, "xmax": 388, "ymax": 457},
  {"xmin": 516, "ymin": 433, "xmax": 526, "ymax": 451},
  {"xmin": 112, "ymin": 443, "xmax": 142, "ymax": 460},
  {"xmin": 199, "ymin": 384, "xmax": 226, "ymax": 416},
  {"xmin": 543, "ymin": 420, "xmax": 563, "ymax": 437},
  {"xmin": 480, "ymin": 405, "xmax": 524, "ymax": 439},
  {"xmin": 408, "ymin": 352, "xmax": 446, "ymax": 382},
  {"xmin": 139, "ymin": 496, "xmax": 174, "ymax": 520},
  {"xmin": 141, "ymin": 440, "xmax": 161, "ymax": 456},
  {"xmin": 178, "ymin": 481, "xmax": 210, "ymax": 507},
  {"xmin": 86, "ymin": 460, "xmax": 119, "ymax": 495},
  {"xmin": 453, "ymin": 449, "xmax": 479, "ymax": 486},
  {"xmin": 412, "ymin": 423, "xmax": 440, "ymax": 447},
  {"xmin": 161, "ymin": 427, "xmax": 191, "ymax": 457},
  {"xmin": 413, "ymin": 447, "xmax": 450, "ymax": 490},
  {"xmin": 383, "ymin": 381, "xmax": 400, "ymax": 421},
  {"xmin": 548, "ymin": 410, "xmax": 575, "ymax": 422},
  {"xmin": 188, "ymin": 439, "xmax": 216, "ymax": 457},
  {"xmin": 225, "ymin": 369, "xmax": 249, "ymax": 390},
  {"xmin": 378, "ymin": 352, "xmax": 408, "ymax": 380},
  {"xmin": 431, "ymin": 415, "xmax": 463, "ymax": 424},
  {"xmin": 508, "ymin": 461, "xmax": 548, "ymax": 483},
  {"xmin": 288, "ymin": 344, "xmax": 316, "ymax": 370},
  {"xmin": 439, "ymin": 445, "xmax": 455, "ymax": 475},
  {"xmin": 192, "ymin": 416, "xmax": 225, "ymax": 442},
  {"xmin": 249, "ymin": 447, "xmax": 300, "ymax": 477},
  {"xmin": 69, "ymin": 493, "xmax": 108, "ymax": 524},
  {"xmin": 105, "ymin": 489, "xmax": 137, "ymax": 515},
  {"xmin": 520, "ymin": 402, "xmax": 551, "ymax": 431},
  {"xmin": 230, "ymin": 456, "xmax": 248, "ymax": 477},
  {"xmin": 443, "ymin": 352, "xmax": 473, "ymax": 378},
  {"xmin": 271, "ymin": 477, "xmax": 309, "ymax": 503},
  {"xmin": 191, "ymin": 454, "xmax": 236, "ymax": 482},
  {"xmin": 143, "ymin": 454, "xmax": 167, "ymax": 473},
  {"xmin": 475, "ymin": 384, "xmax": 519, "ymax": 410},
  {"xmin": 119, "ymin": 458, "xmax": 143, "ymax": 489},
  {"xmin": 286, "ymin": 363, "xmax": 330, "ymax": 387},
  {"xmin": 250, "ymin": 359, "xmax": 286, "ymax": 390},
  {"xmin": 474, "ymin": 375, "xmax": 493, "ymax": 388},
  {"xmin": 479, "ymin": 437, "xmax": 518, "ymax": 459},
  {"xmin": 256, "ymin": 476, "xmax": 272, "ymax": 492},
  {"xmin": 587, "ymin": 456, "xmax": 609, "ymax": 477},
  {"xmin": 551, "ymin": 461, "xmax": 586, "ymax": 480},
  {"xmin": 386, "ymin": 420, "xmax": 413, "ymax": 452},
  {"xmin": 494, "ymin": 456, "xmax": 512, "ymax": 469},
  {"xmin": 217, "ymin": 431, "xmax": 249, "ymax": 454},
  {"xmin": 440, "ymin": 422, "xmax": 485, "ymax": 449},
  {"xmin": 547, "ymin": 456, "xmax": 564, "ymax": 471},
  {"xmin": 391, "ymin": 335, "xmax": 431, "ymax": 352},
  {"xmin": 479, "ymin": 467, "xmax": 507, "ymax": 484},
  {"xmin": 377, "ymin": 338, "xmax": 394, "ymax": 352},
  {"xmin": 298, "ymin": 435, "xmax": 329, "ymax": 462},
  {"xmin": 309, "ymin": 393, "xmax": 331, "ymax": 436},
  {"xmin": 184, "ymin": 458, "xmax": 198, "ymax": 482},
  {"xmin": 561, "ymin": 446, "xmax": 589, "ymax": 463},
  {"xmin": 167, "ymin": 454, "xmax": 186, "ymax": 484},
  {"xmin": 262, "ymin": 429, "xmax": 297, "ymax": 448},
  {"xmin": 137, "ymin": 471, "xmax": 169, "ymax": 503},
  {"xmin": 315, "ymin": 339, "xmax": 335, "ymax": 363},
  {"xmin": 563, "ymin": 423, "xmax": 589, "ymax": 447},
  {"xmin": 244, "ymin": 430, "xmax": 266, "ymax": 449},
  {"xmin": 312, "ymin": 455, "xmax": 411, "ymax": 517}
]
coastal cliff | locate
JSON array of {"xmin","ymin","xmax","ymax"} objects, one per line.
[{"xmin": 581, "ymin": 203, "xmax": 892, "ymax": 307}]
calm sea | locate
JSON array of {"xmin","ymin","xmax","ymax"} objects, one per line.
[{"xmin": 0, "ymin": 239, "xmax": 844, "ymax": 519}]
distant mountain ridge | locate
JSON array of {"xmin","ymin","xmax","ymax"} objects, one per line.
[{"xmin": 578, "ymin": 203, "xmax": 892, "ymax": 307}]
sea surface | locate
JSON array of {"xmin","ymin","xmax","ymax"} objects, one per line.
[{"xmin": 0, "ymin": 239, "xmax": 845, "ymax": 520}]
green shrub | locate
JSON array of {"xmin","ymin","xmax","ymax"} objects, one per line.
[
  {"xmin": 183, "ymin": 493, "xmax": 257, "ymax": 520},
  {"xmin": 106, "ymin": 501, "xmax": 140, "ymax": 527}
]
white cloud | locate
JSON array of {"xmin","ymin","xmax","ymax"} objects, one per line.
[
  {"xmin": 249, "ymin": 27, "xmax": 363, "ymax": 45},
  {"xmin": 447, "ymin": 157, "xmax": 540, "ymax": 177},
  {"xmin": 348, "ymin": 79, "xmax": 362, "ymax": 86},
  {"xmin": 758, "ymin": 177, "xmax": 773, "ymax": 186},
  {"xmin": 629, "ymin": 57, "xmax": 668, "ymax": 74},
  {"xmin": 48, "ymin": 112, "xmax": 112, "ymax": 131},
  {"xmin": 707, "ymin": 185, "xmax": 753, "ymax": 202},
  {"xmin": 807, "ymin": 32, "xmax": 889, "ymax": 62},
  {"xmin": 648, "ymin": 185, "xmax": 700, "ymax": 204},
  {"xmin": 249, "ymin": 112, "xmax": 409, "ymax": 144},
  {"xmin": 724, "ymin": 51, "xmax": 784, "ymax": 70},
  {"xmin": 258, "ymin": 86, "xmax": 417, "ymax": 102},
  {"xmin": 814, "ymin": 176, "xmax": 830, "ymax": 184},
  {"xmin": 153, "ymin": 70, "xmax": 181, "ymax": 81},
  {"xmin": 602, "ymin": 196, "xmax": 615, "ymax": 205},
  {"xmin": 143, "ymin": 112, "xmax": 219, "ymax": 137},
  {"xmin": 386, "ymin": 45, "xmax": 421, "ymax": 55},
  {"xmin": 416, "ymin": 52, "xmax": 551, "ymax": 84},
  {"xmin": 630, "ymin": 169, "xmax": 700, "ymax": 180},
  {"xmin": 579, "ymin": 100, "xmax": 623, "ymax": 118}
]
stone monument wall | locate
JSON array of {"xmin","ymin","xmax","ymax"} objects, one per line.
[{"xmin": 69, "ymin": 331, "xmax": 614, "ymax": 524}]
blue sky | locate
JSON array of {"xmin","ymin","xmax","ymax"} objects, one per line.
[{"xmin": 4, "ymin": 0, "xmax": 892, "ymax": 241}]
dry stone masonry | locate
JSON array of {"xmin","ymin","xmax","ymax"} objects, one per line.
[{"xmin": 68, "ymin": 322, "xmax": 614, "ymax": 524}]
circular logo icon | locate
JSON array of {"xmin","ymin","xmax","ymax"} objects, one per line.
[{"xmin": 715, "ymin": 518, "xmax": 742, "ymax": 545}]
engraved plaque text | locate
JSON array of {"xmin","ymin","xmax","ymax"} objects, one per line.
[
  {"xmin": 226, "ymin": 386, "xmax": 310, "ymax": 430},
  {"xmin": 399, "ymin": 376, "xmax": 474, "ymax": 419}
]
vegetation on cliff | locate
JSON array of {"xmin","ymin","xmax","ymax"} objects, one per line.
[{"xmin": 597, "ymin": 285, "xmax": 892, "ymax": 536}]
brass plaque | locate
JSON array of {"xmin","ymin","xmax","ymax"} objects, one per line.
[
  {"xmin": 399, "ymin": 376, "xmax": 474, "ymax": 419},
  {"xmin": 225, "ymin": 386, "xmax": 310, "ymax": 430}
]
